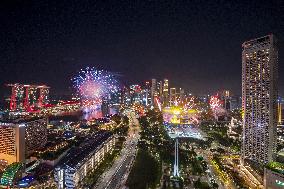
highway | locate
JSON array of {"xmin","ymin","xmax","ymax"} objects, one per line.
[
  {"xmin": 104, "ymin": 147, "xmax": 136, "ymax": 189},
  {"xmin": 94, "ymin": 110, "xmax": 139, "ymax": 189}
]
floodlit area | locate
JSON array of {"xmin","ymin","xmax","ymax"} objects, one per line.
[
  {"xmin": 163, "ymin": 106, "xmax": 204, "ymax": 139},
  {"xmin": 163, "ymin": 106, "xmax": 199, "ymax": 125},
  {"xmin": 164, "ymin": 123, "xmax": 204, "ymax": 140}
]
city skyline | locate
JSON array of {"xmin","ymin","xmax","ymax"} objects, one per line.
[
  {"xmin": 0, "ymin": 1, "xmax": 284, "ymax": 188},
  {"xmin": 0, "ymin": 1, "xmax": 283, "ymax": 98}
]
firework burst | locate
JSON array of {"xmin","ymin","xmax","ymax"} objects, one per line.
[
  {"xmin": 72, "ymin": 67, "xmax": 119, "ymax": 102},
  {"xmin": 209, "ymin": 95, "xmax": 222, "ymax": 110}
]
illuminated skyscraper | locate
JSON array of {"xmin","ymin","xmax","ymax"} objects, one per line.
[
  {"xmin": 156, "ymin": 80, "xmax": 163, "ymax": 97},
  {"xmin": 101, "ymin": 98, "xmax": 110, "ymax": 116},
  {"xmin": 0, "ymin": 118, "xmax": 48, "ymax": 164},
  {"xmin": 121, "ymin": 87, "xmax": 131, "ymax": 106},
  {"xmin": 179, "ymin": 88, "xmax": 185, "ymax": 102},
  {"xmin": 151, "ymin": 79, "xmax": 157, "ymax": 105},
  {"xmin": 220, "ymin": 90, "xmax": 231, "ymax": 110},
  {"xmin": 129, "ymin": 84, "xmax": 142, "ymax": 104},
  {"xmin": 143, "ymin": 81, "xmax": 151, "ymax": 106},
  {"xmin": 241, "ymin": 34, "xmax": 278, "ymax": 164},
  {"xmin": 169, "ymin": 88, "xmax": 176, "ymax": 106},
  {"xmin": 163, "ymin": 79, "xmax": 169, "ymax": 107}
]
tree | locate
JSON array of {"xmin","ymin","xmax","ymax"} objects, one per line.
[
  {"xmin": 194, "ymin": 178, "xmax": 210, "ymax": 189},
  {"xmin": 122, "ymin": 116, "xmax": 129, "ymax": 125},
  {"xmin": 111, "ymin": 114, "xmax": 122, "ymax": 125},
  {"xmin": 212, "ymin": 182, "xmax": 219, "ymax": 189},
  {"xmin": 126, "ymin": 150, "xmax": 161, "ymax": 189}
]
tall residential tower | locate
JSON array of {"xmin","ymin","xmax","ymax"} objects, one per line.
[{"xmin": 241, "ymin": 34, "xmax": 278, "ymax": 164}]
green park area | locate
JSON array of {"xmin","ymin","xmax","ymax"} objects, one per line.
[
  {"xmin": 126, "ymin": 149, "xmax": 161, "ymax": 189},
  {"xmin": 266, "ymin": 161, "xmax": 284, "ymax": 174}
]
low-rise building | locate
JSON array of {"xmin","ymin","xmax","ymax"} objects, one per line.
[{"xmin": 0, "ymin": 162, "xmax": 23, "ymax": 186}]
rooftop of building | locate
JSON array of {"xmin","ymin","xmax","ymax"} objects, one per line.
[
  {"xmin": 57, "ymin": 131, "xmax": 113, "ymax": 169},
  {"xmin": 0, "ymin": 116, "xmax": 47, "ymax": 125},
  {"xmin": 242, "ymin": 34, "xmax": 273, "ymax": 47}
]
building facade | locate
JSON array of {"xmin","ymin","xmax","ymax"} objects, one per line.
[
  {"xmin": 151, "ymin": 79, "xmax": 157, "ymax": 105},
  {"xmin": 129, "ymin": 84, "xmax": 143, "ymax": 104},
  {"xmin": 156, "ymin": 80, "xmax": 163, "ymax": 98},
  {"xmin": 0, "ymin": 117, "xmax": 48, "ymax": 164},
  {"xmin": 163, "ymin": 79, "xmax": 169, "ymax": 107},
  {"xmin": 144, "ymin": 81, "xmax": 151, "ymax": 106},
  {"xmin": 25, "ymin": 118, "xmax": 48, "ymax": 155},
  {"xmin": 241, "ymin": 34, "xmax": 278, "ymax": 164},
  {"xmin": 169, "ymin": 88, "xmax": 176, "ymax": 106},
  {"xmin": 54, "ymin": 132, "xmax": 115, "ymax": 189},
  {"xmin": 0, "ymin": 123, "xmax": 25, "ymax": 164}
]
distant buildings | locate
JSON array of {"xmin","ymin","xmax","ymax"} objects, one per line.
[
  {"xmin": 122, "ymin": 78, "xmax": 188, "ymax": 109},
  {"xmin": 179, "ymin": 88, "xmax": 185, "ymax": 102},
  {"xmin": 0, "ymin": 117, "xmax": 48, "ymax": 164},
  {"xmin": 54, "ymin": 131, "xmax": 115, "ymax": 189},
  {"xmin": 229, "ymin": 96, "xmax": 242, "ymax": 111},
  {"xmin": 121, "ymin": 87, "xmax": 131, "ymax": 106},
  {"xmin": 129, "ymin": 84, "xmax": 143, "ymax": 104},
  {"xmin": 156, "ymin": 80, "xmax": 163, "ymax": 98},
  {"xmin": 101, "ymin": 98, "xmax": 110, "ymax": 116},
  {"xmin": 163, "ymin": 79, "xmax": 169, "ymax": 107},
  {"xmin": 145, "ymin": 81, "xmax": 151, "ymax": 106},
  {"xmin": 109, "ymin": 89, "xmax": 122, "ymax": 105},
  {"xmin": 169, "ymin": 88, "xmax": 176, "ymax": 106},
  {"xmin": 241, "ymin": 34, "xmax": 278, "ymax": 165},
  {"xmin": 151, "ymin": 79, "xmax": 157, "ymax": 105},
  {"xmin": 149, "ymin": 78, "xmax": 164, "ymax": 107},
  {"xmin": 221, "ymin": 90, "xmax": 231, "ymax": 110},
  {"xmin": 6, "ymin": 84, "xmax": 49, "ymax": 111}
]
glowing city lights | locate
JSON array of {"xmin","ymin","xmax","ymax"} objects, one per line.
[{"xmin": 163, "ymin": 106, "xmax": 199, "ymax": 124}]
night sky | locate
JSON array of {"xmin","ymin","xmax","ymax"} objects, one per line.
[{"xmin": 0, "ymin": 0, "xmax": 284, "ymax": 99}]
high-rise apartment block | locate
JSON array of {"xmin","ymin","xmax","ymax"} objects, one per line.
[{"xmin": 241, "ymin": 34, "xmax": 278, "ymax": 164}]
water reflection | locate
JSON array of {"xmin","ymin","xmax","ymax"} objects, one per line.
[
  {"xmin": 49, "ymin": 107, "xmax": 118, "ymax": 122},
  {"xmin": 81, "ymin": 109, "xmax": 103, "ymax": 121}
]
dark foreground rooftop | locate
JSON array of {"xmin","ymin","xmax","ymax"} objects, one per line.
[{"xmin": 57, "ymin": 131, "xmax": 113, "ymax": 169}]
